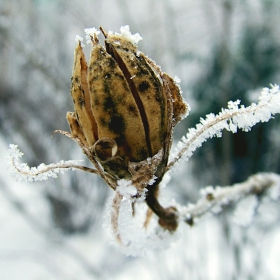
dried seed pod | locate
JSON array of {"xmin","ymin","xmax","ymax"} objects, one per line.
[{"xmin": 67, "ymin": 27, "xmax": 188, "ymax": 181}]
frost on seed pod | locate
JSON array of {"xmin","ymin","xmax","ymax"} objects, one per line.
[{"xmin": 67, "ymin": 26, "xmax": 188, "ymax": 182}]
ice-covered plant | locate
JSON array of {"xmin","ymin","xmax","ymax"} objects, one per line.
[{"xmin": 7, "ymin": 26, "xmax": 280, "ymax": 255}]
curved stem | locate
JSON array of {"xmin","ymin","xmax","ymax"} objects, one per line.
[{"xmin": 145, "ymin": 182, "xmax": 178, "ymax": 231}]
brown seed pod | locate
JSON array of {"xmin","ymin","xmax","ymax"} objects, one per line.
[{"xmin": 67, "ymin": 27, "xmax": 188, "ymax": 181}]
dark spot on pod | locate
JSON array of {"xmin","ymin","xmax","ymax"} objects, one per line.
[
  {"xmin": 107, "ymin": 57, "xmax": 116, "ymax": 68},
  {"xmin": 137, "ymin": 67, "xmax": 149, "ymax": 76},
  {"xmin": 155, "ymin": 90, "xmax": 163, "ymax": 102},
  {"xmin": 103, "ymin": 82, "xmax": 111, "ymax": 96},
  {"xmin": 138, "ymin": 81, "xmax": 150, "ymax": 92},
  {"xmin": 103, "ymin": 96, "xmax": 115, "ymax": 111},
  {"xmin": 94, "ymin": 96, "xmax": 100, "ymax": 106},
  {"xmin": 138, "ymin": 147, "xmax": 149, "ymax": 161},
  {"xmin": 100, "ymin": 117, "xmax": 107, "ymax": 127},
  {"xmin": 109, "ymin": 115, "xmax": 125, "ymax": 134},
  {"xmin": 127, "ymin": 104, "xmax": 138, "ymax": 116},
  {"xmin": 78, "ymin": 97, "xmax": 85, "ymax": 107},
  {"xmin": 113, "ymin": 72, "xmax": 126, "ymax": 81},
  {"xmin": 75, "ymin": 77, "xmax": 79, "ymax": 82}
]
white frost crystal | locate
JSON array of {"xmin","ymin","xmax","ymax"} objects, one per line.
[
  {"xmin": 118, "ymin": 25, "xmax": 143, "ymax": 45},
  {"xmin": 84, "ymin": 27, "xmax": 100, "ymax": 44},
  {"xmin": 116, "ymin": 179, "xmax": 137, "ymax": 199},
  {"xmin": 104, "ymin": 194, "xmax": 180, "ymax": 257},
  {"xmin": 75, "ymin": 34, "xmax": 84, "ymax": 44}
]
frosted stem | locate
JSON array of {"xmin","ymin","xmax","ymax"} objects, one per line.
[
  {"xmin": 167, "ymin": 85, "xmax": 280, "ymax": 172},
  {"xmin": 178, "ymin": 172, "xmax": 280, "ymax": 225}
]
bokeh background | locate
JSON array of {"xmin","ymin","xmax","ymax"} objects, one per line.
[{"xmin": 1, "ymin": 0, "xmax": 280, "ymax": 279}]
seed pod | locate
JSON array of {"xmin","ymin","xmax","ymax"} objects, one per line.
[{"xmin": 67, "ymin": 27, "xmax": 188, "ymax": 180}]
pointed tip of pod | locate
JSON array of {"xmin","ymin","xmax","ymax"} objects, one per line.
[
  {"xmin": 73, "ymin": 42, "xmax": 87, "ymax": 71},
  {"xmin": 75, "ymin": 35, "xmax": 84, "ymax": 46},
  {"xmin": 99, "ymin": 26, "xmax": 108, "ymax": 38},
  {"xmin": 84, "ymin": 27, "xmax": 100, "ymax": 44}
]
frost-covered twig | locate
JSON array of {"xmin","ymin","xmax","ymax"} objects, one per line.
[
  {"xmin": 7, "ymin": 144, "xmax": 99, "ymax": 182},
  {"xmin": 168, "ymin": 85, "xmax": 280, "ymax": 171},
  {"xmin": 178, "ymin": 172, "xmax": 280, "ymax": 225}
]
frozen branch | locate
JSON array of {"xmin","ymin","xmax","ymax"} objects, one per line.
[
  {"xmin": 7, "ymin": 144, "xmax": 98, "ymax": 182},
  {"xmin": 177, "ymin": 172, "xmax": 280, "ymax": 225},
  {"xmin": 168, "ymin": 85, "xmax": 280, "ymax": 171}
]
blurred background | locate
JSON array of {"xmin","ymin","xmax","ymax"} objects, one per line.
[{"xmin": 1, "ymin": 0, "xmax": 280, "ymax": 279}]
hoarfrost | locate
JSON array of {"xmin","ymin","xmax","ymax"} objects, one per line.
[
  {"xmin": 7, "ymin": 144, "xmax": 83, "ymax": 182},
  {"xmin": 104, "ymin": 194, "xmax": 180, "ymax": 257},
  {"xmin": 169, "ymin": 85, "xmax": 280, "ymax": 167},
  {"xmin": 75, "ymin": 35, "xmax": 84, "ymax": 46},
  {"xmin": 116, "ymin": 25, "xmax": 143, "ymax": 45},
  {"xmin": 116, "ymin": 179, "xmax": 137, "ymax": 199},
  {"xmin": 84, "ymin": 27, "xmax": 100, "ymax": 44},
  {"xmin": 174, "ymin": 75, "xmax": 181, "ymax": 84}
]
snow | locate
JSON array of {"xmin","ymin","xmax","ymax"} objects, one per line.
[
  {"xmin": 84, "ymin": 27, "xmax": 100, "ymax": 44},
  {"xmin": 104, "ymin": 195, "xmax": 180, "ymax": 257},
  {"xmin": 232, "ymin": 195, "xmax": 258, "ymax": 227},
  {"xmin": 74, "ymin": 35, "xmax": 84, "ymax": 45},
  {"xmin": 116, "ymin": 179, "xmax": 137, "ymax": 199},
  {"xmin": 118, "ymin": 25, "xmax": 143, "ymax": 45}
]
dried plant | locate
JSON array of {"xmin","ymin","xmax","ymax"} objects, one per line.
[{"xmin": 7, "ymin": 26, "xmax": 280, "ymax": 255}]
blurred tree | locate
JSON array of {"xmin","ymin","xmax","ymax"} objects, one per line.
[{"xmin": 189, "ymin": 18, "xmax": 280, "ymax": 186}]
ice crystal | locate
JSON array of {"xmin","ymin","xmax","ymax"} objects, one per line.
[
  {"xmin": 75, "ymin": 35, "xmax": 84, "ymax": 45},
  {"xmin": 104, "ymin": 195, "xmax": 180, "ymax": 257},
  {"xmin": 118, "ymin": 25, "xmax": 143, "ymax": 45},
  {"xmin": 116, "ymin": 179, "xmax": 137, "ymax": 199},
  {"xmin": 84, "ymin": 27, "xmax": 100, "ymax": 44}
]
